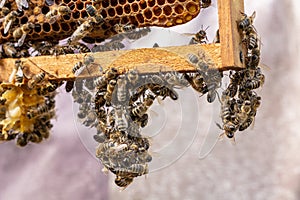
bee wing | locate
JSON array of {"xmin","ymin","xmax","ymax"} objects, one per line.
[
  {"xmin": 182, "ymin": 33, "xmax": 195, "ymax": 36},
  {"xmin": 4, "ymin": 19, "xmax": 12, "ymax": 34},
  {"xmin": 45, "ymin": 0, "xmax": 54, "ymax": 6},
  {"xmin": 16, "ymin": 33, "xmax": 26, "ymax": 47},
  {"xmin": 0, "ymin": 0, "xmax": 6, "ymax": 8},
  {"xmin": 16, "ymin": 0, "xmax": 28, "ymax": 11}
]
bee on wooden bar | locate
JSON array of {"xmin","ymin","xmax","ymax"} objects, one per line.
[
  {"xmin": 238, "ymin": 11, "xmax": 256, "ymax": 31},
  {"xmin": 189, "ymin": 25, "xmax": 209, "ymax": 44},
  {"xmin": 28, "ymin": 72, "xmax": 46, "ymax": 89}
]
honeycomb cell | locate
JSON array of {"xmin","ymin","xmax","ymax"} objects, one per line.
[
  {"xmin": 116, "ymin": 6, "xmax": 123, "ymax": 16},
  {"xmin": 178, "ymin": 0, "xmax": 186, "ymax": 2},
  {"xmin": 63, "ymin": 14, "xmax": 71, "ymax": 21},
  {"xmin": 158, "ymin": 16, "xmax": 167, "ymax": 24},
  {"xmin": 124, "ymin": 4, "xmax": 131, "ymax": 14},
  {"xmin": 147, "ymin": 0, "xmax": 156, "ymax": 7},
  {"xmin": 131, "ymin": 3, "xmax": 139, "ymax": 12},
  {"xmin": 136, "ymin": 13, "xmax": 144, "ymax": 23},
  {"xmin": 139, "ymin": 0, "xmax": 147, "ymax": 9},
  {"xmin": 175, "ymin": 4, "xmax": 184, "ymax": 14},
  {"xmin": 108, "ymin": 8, "xmax": 116, "ymax": 17},
  {"xmin": 144, "ymin": 9, "xmax": 153, "ymax": 20},
  {"xmin": 70, "ymin": 22, "xmax": 77, "ymax": 29},
  {"xmin": 42, "ymin": 23, "xmax": 51, "ymax": 33},
  {"xmin": 163, "ymin": 5, "xmax": 172, "ymax": 16},
  {"xmin": 68, "ymin": 2, "xmax": 76, "ymax": 10},
  {"xmin": 153, "ymin": 6, "xmax": 162, "ymax": 16},
  {"xmin": 128, "ymin": 0, "xmax": 134, "ymax": 3},
  {"xmin": 101, "ymin": 23, "xmax": 110, "ymax": 30},
  {"xmin": 76, "ymin": 2, "xmax": 84, "ymax": 10},
  {"xmin": 61, "ymin": 23, "xmax": 70, "ymax": 31},
  {"xmin": 72, "ymin": 11, "xmax": 80, "ymax": 19},
  {"xmin": 33, "ymin": 7, "xmax": 42, "ymax": 15},
  {"xmin": 20, "ymin": 17, "xmax": 28, "ymax": 24},
  {"xmin": 157, "ymin": 0, "xmax": 165, "ymax": 6},
  {"xmin": 63, "ymin": 0, "xmax": 71, "ymax": 4},
  {"xmin": 129, "ymin": 16, "xmax": 138, "ymax": 25},
  {"xmin": 167, "ymin": 0, "xmax": 175, "ymax": 3},
  {"xmin": 111, "ymin": 0, "xmax": 118, "ymax": 6},
  {"xmin": 175, "ymin": 18, "xmax": 183, "ymax": 24},
  {"xmin": 52, "ymin": 22, "xmax": 60, "ymax": 32},
  {"xmin": 186, "ymin": 2, "xmax": 198, "ymax": 13},
  {"xmin": 185, "ymin": 14, "xmax": 193, "ymax": 21},
  {"xmin": 102, "ymin": 0, "xmax": 109, "ymax": 8},
  {"xmin": 80, "ymin": 10, "xmax": 88, "ymax": 18},
  {"xmin": 34, "ymin": 24, "xmax": 42, "ymax": 33},
  {"xmin": 100, "ymin": 9, "xmax": 107, "ymax": 18},
  {"xmin": 118, "ymin": 0, "xmax": 126, "ymax": 5}
]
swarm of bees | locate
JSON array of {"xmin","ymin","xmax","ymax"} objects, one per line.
[
  {"xmin": 0, "ymin": 60, "xmax": 62, "ymax": 146},
  {"xmin": 216, "ymin": 11, "xmax": 264, "ymax": 141},
  {"xmin": 69, "ymin": 54, "xmax": 191, "ymax": 187}
]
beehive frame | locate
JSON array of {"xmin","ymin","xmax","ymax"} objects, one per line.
[{"xmin": 0, "ymin": 0, "xmax": 245, "ymax": 81}]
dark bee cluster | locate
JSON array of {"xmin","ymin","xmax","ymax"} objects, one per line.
[
  {"xmin": 70, "ymin": 55, "xmax": 191, "ymax": 188},
  {"xmin": 217, "ymin": 11, "xmax": 265, "ymax": 141},
  {"xmin": 0, "ymin": 60, "xmax": 62, "ymax": 146},
  {"xmin": 0, "ymin": 0, "xmax": 205, "ymax": 58}
]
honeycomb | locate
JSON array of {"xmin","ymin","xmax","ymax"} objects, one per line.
[
  {"xmin": 0, "ymin": 0, "xmax": 201, "ymax": 45},
  {"xmin": 0, "ymin": 61, "xmax": 61, "ymax": 146}
]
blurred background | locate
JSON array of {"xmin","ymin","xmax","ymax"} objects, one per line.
[{"xmin": 1, "ymin": 0, "xmax": 300, "ymax": 199}]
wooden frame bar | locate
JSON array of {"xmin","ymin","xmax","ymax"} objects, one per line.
[{"xmin": 0, "ymin": 1, "xmax": 245, "ymax": 82}]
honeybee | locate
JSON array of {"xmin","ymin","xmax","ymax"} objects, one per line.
[
  {"xmin": 86, "ymin": 4, "xmax": 97, "ymax": 17},
  {"xmin": 104, "ymin": 79, "xmax": 117, "ymax": 105},
  {"xmin": 238, "ymin": 115, "xmax": 254, "ymax": 131},
  {"xmin": 116, "ymin": 76, "xmax": 128, "ymax": 103},
  {"xmin": 26, "ymin": 103, "xmax": 53, "ymax": 119},
  {"xmin": 131, "ymin": 93, "xmax": 155, "ymax": 119},
  {"xmin": 73, "ymin": 43, "xmax": 90, "ymax": 53},
  {"xmin": 13, "ymin": 59, "xmax": 24, "ymax": 84},
  {"xmin": 153, "ymin": 43, "xmax": 159, "ymax": 48},
  {"xmin": 0, "ymin": 6, "xmax": 10, "ymax": 18},
  {"xmin": 0, "ymin": 10, "xmax": 18, "ymax": 34},
  {"xmin": 2, "ymin": 42, "xmax": 17, "ymax": 58},
  {"xmin": 127, "ymin": 69, "xmax": 139, "ymax": 85},
  {"xmin": 184, "ymin": 73, "xmax": 208, "ymax": 94},
  {"xmin": 165, "ymin": 72, "xmax": 189, "ymax": 88},
  {"xmin": 124, "ymin": 27, "xmax": 151, "ymax": 40},
  {"xmin": 105, "ymin": 41, "xmax": 125, "ymax": 51},
  {"xmin": 115, "ymin": 106, "xmax": 128, "ymax": 132},
  {"xmin": 27, "ymin": 72, "xmax": 45, "ymax": 89},
  {"xmin": 128, "ymin": 164, "xmax": 148, "ymax": 176},
  {"xmin": 67, "ymin": 20, "xmax": 94, "ymax": 45},
  {"xmin": 238, "ymin": 11, "xmax": 256, "ymax": 31},
  {"xmin": 45, "ymin": 5, "xmax": 71, "ymax": 24},
  {"xmin": 243, "ymin": 31, "xmax": 258, "ymax": 50},
  {"xmin": 213, "ymin": 29, "xmax": 220, "ymax": 43},
  {"xmin": 115, "ymin": 176, "xmax": 133, "ymax": 188},
  {"xmin": 93, "ymin": 132, "xmax": 107, "ymax": 143},
  {"xmin": 114, "ymin": 23, "xmax": 136, "ymax": 33},
  {"xmin": 201, "ymin": 0, "xmax": 211, "ymax": 8},
  {"xmin": 65, "ymin": 80, "xmax": 75, "ymax": 93},
  {"xmin": 188, "ymin": 53, "xmax": 199, "ymax": 64},
  {"xmin": 189, "ymin": 25, "xmax": 209, "ymax": 44}
]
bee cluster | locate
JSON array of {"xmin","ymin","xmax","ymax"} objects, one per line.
[
  {"xmin": 216, "ymin": 11, "xmax": 264, "ymax": 140},
  {"xmin": 0, "ymin": 60, "xmax": 61, "ymax": 146},
  {"xmin": 70, "ymin": 54, "xmax": 192, "ymax": 187},
  {"xmin": 0, "ymin": 0, "xmax": 205, "ymax": 58}
]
